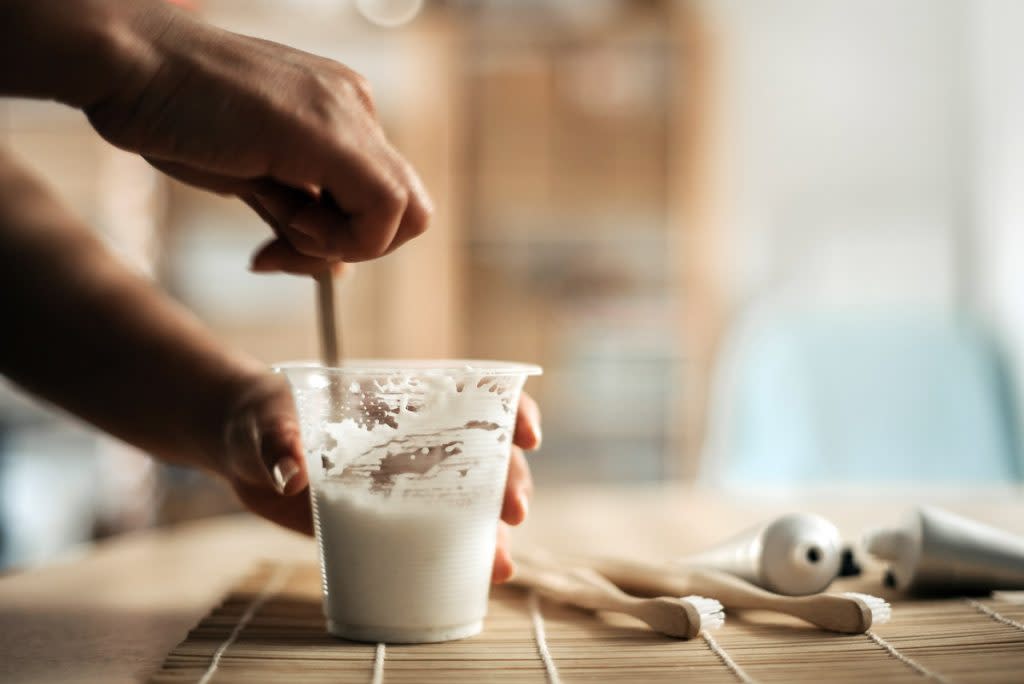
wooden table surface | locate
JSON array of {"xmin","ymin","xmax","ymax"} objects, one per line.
[{"xmin": 2, "ymin": 485, "xmax": 1023, "ymax": 684}]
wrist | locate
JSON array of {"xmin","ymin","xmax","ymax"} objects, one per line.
[
  {"xmin": 195, "ymin": 359, "xmax": 270, "ymax": 479},
  {"xmin": 0, "ymin": 0, "xmax": 179, "ymax": 109}
]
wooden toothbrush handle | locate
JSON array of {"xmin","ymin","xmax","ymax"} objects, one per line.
[
  {"xmin": 513, "ymin": 558, "xmax": 704, "ymax": 639},
  {"xmin": 585, "ymin": 558, "xmax": 872, "ymax": 633},
  {"xmin": 676, "ymin": 568, "xmax": 787, "ymax": 609},
  {"xmin": 512, "ymin": 560, "xmax": 641, "ymax": 615},
  {"xmin": 578, "ymin": 556, "xmax": 697, "ymax": 598},
  {"xmin": 585, "ymin": 556, "xmax": 797, "ymax": 609}
]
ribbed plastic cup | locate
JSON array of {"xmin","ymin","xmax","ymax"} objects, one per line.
[{"xmin": 275, "ymin": 360, "xmax": 541, "ymax": 643}]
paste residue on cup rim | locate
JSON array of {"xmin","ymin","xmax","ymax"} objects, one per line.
[{"xmin": 316, "ymin": 372, "xmax": 518, "ymax": 499}]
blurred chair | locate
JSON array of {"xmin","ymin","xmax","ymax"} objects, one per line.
[{"xmin": 701, "ymin": 311, "xmax": 1021, "ymax": 485}]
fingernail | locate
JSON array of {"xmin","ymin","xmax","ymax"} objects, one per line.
[
  {"xmin": 517, "ymin": 491, "xmax": 530, "ymax": 520},
  {"xmin": 272, "ymin": 457, "xmax": 300, "ymax": 494}
]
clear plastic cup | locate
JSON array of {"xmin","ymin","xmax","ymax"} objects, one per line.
[{"xmin": 275, "ymin": 360, "xmax": 542, "ymax": 644}]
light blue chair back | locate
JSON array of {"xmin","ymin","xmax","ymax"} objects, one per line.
[{"xmin": 702, "ymin": 314, "xmax": 1021, "ymax": 485}]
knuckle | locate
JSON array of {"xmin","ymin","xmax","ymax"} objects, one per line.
[
  {"xmin": 405, "ymin": 211, "xmax": 430, "ymax": 238},
  {"xmin": 394, "ymin": 162, "xmax": 432, "ymax": 237},
  {"xmin": 376, "ymin": 178, "xmax": 409, "ymax": 217},
  {"xmin": 407, "ymin": 199, "xmax": 432, "ymax": 237},
  {"xmin": 323, "ymin": 69, "xmax": 371, "ymax": 110},
  {"xmin": 303, "ymin": 75, "xmax": 345, "ymax": 128},
  {"xmin": 352, "ymin": 74, "xmax": 375, "ymax": 106},
  {"xmin": 338, "ymin": 78, "xmax": 361, "ymax": 103},
  {"xmin": 361, "ymin": 182, "xmax": 406, "ymax": 256},
  {"xmin": 339, "ymin": 66, "xmax": 375, "ymax": 109},
  {"xmin": 304, "ymin": 69, "xmax": 366, "ymax": 127}
]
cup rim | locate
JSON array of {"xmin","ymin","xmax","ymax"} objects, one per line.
[{"xmin": 273, "ymin": 359, "xmax": 543, "ymax": 377}]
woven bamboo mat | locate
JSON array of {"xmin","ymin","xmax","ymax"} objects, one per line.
[{"xmin": 150, "ymin": 563, "xmax": 1024, "ymax": 684}]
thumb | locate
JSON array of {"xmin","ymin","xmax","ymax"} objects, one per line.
[{"xmin": 223, "ymin": 377, "xmax": 309, "ymax": 495}]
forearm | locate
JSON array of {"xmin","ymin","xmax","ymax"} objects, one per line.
[
  {"xmin": 0, "ymin": 149, "xmax": 262, "ymax": 471},
  {"xmin": 0, "ymin": 0, "xmax": 176, "ymax": 108}
]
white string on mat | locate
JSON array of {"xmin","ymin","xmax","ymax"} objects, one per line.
[
  {"xmin": 965, "ymin": 598, "xmax": 1024, "ymax": 633},
  {"xmin": 865, "ymin": 630, "xmax": 952, "ymax": 684},
  {"xmin": 701, "ymin": 631, "xmax": 757, "ymax": 684},
  {"xmin": 527, "ymin": 590, "xmax": 562, "ymax": 684},
  {"xmin": 197, "ymin": 564, "xmax": 292, "ymax": 684},
  {"xmin": 370, "ymin": 643, "xmax": 385, "ymax": 684}
]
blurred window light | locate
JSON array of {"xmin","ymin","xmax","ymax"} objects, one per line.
[
  {"xmin": 703, "ymin": 312, "xmax": 1021, "ymax": 486},
  {"xmin": 356, "ymin": 0, "xmax": 423, "ymax": 27}
]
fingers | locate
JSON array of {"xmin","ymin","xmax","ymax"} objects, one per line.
[
  {"xmin": 300, "ymin": 78, "xmax": 434, "ymax": 260},
  {"xmin": 242, "ymin": 182, "xmax": 352, "ymax": 275},
  {"xmin": 495, "ymin": 447, "xmax": 531, "ymax": 584},
  {"xmin": 284, "ymin": 172, "xmax": 399, "ymax": 261},
  {"xmin": 286, "ymin": 148, "xmax": 433, "ymax": 262},
  {"xmin": 148, "ymin": 45, "xmax": 434, "ymax": 264},
  {"xmin": 501, "ymin": 447, "xmax": 532, "ymax": 526},
  {"xmin": 505, "ymin": 394, "xmax": 539, "ymax": 524},
  {"xmin": 145, "ymin": 158, "xmax": 347, "ymax": 276},
  {"xmin": 223, "ymin": 374, "xmax": 309, "ymax": 496},
  {"xmin": 233, "ymin": 482, "xmax": 314, "ymax": 536},
  {"xmin": 375, "ymin": 140, "xmax": 434, "ymax": 256},
  {"xmin": 497, "ymin": 397, "xmax": 540, "ymax": 583},
  {"xmin": 270, "ymin": 98, "xmax": 433, "ymax": 262},
  {"xmin": 242, "ymin": 181, "xmax": 322, "ymax": 251},
  {"xmin": 513, "ymin": 392, "xmax": 542, "ymax": 450},
  {"xmin": 491, "ymin": 523, "xmax": 514, "ymax": 584},
  {"xmin": 250, "ymin": 238, "xmax": 347, "ymax": 276}
]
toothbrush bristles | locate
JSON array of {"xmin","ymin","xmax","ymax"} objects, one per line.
[
  {"xmin": 682, "ymin": 595, "xmax": 725, "ymax": 631},
  {"xmin": 842, "ymin": 592, "xmax": 892, "ymax": 626}
]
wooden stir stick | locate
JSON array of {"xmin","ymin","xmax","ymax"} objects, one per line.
[
  {"xmin": 315, "ymin": 268, "xmax": 346, "ymax": 438},
  {"xmin": 314, "ymin": 269, "xmax": 341, "ymax": 367}
]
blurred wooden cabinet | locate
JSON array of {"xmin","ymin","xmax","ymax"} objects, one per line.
[{"xmin": 457, "ymin": 1, "xmax": 722, "ymax": 481}]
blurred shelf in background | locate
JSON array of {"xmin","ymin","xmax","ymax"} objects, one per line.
[{"xmin": 459, "ymin": 0, "xmax": 718, "ymax": 482}]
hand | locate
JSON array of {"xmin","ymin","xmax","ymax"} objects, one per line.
[
  {"xmin": 82, "ymin": 1, "xmax": 432, "ymax": 273},
  {"xmin": 221, "ymin": 372, "xmax": 312, "ymax": 534},
  {"xmin": 220, "ymin": 374, "xmax": 543, "ymax": 585},
  {"xmin": 493, "ymin": 392, "xmax": 542, "ymax": 584}
]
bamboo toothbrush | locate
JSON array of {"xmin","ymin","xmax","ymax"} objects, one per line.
[
  {"xmin": 580, "ymin": 556, "xmax": 890, "ymax": 634},
  {"xmin": 511, "ymin": 554, "xmax": 724, "ymax": 639}
]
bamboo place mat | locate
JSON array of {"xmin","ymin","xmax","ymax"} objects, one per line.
[{"xmin": 150, "ymin": 563, "xmax": 1024, "ymax": 684}]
